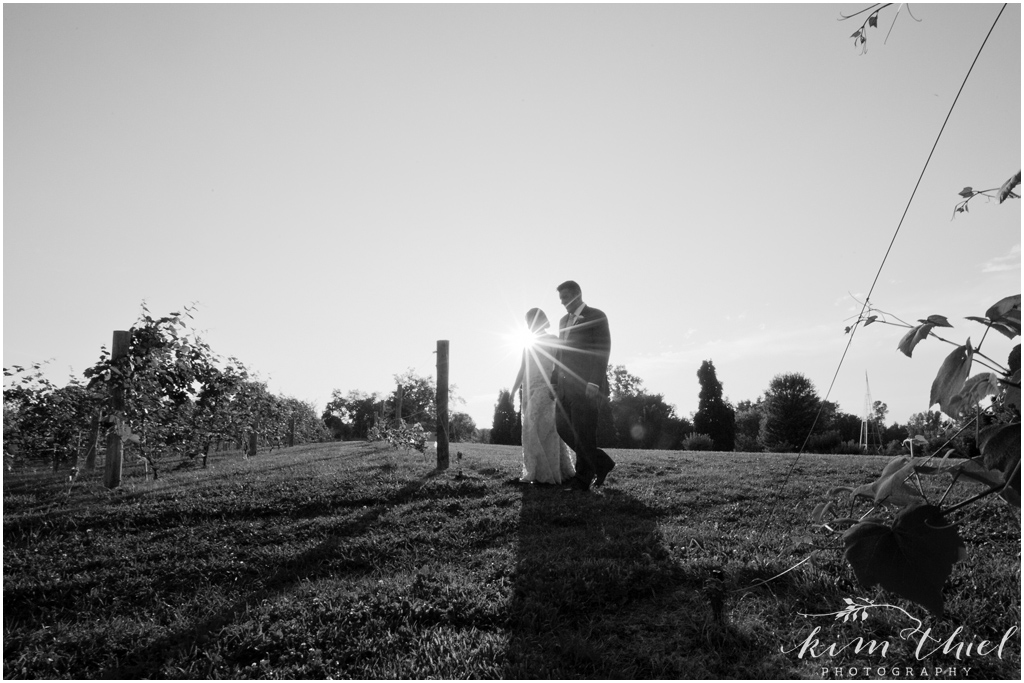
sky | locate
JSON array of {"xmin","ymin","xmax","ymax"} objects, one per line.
[{"xmin": 3, "ymin": 3, "xmax": 1021, "ymax": 434}]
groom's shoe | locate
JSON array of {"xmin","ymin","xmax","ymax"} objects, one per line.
[{"xmin": 594, "ymin": 461, "xmax": 615, "ymax": 487}]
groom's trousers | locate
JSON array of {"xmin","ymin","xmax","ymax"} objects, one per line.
[{"xmin": 554, "ymin": 387, "xmax": 614, "ymax": 486}]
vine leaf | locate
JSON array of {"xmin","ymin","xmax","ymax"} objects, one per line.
[
  {"xmin": 998, "ymin": 170, "xmax": 1021, "ymax": 203},
  {"xmin": 930, "ymin": 340, "xmax": 972, "ymax": 415},
  {"xmin": 843, "ymin": 504, "xmax": 966, "ymax": 616},
  {"xmin": 1004, "ymin": 371, "xmax": 1021, "ymax": 413},
  {"xmin": 851, "ymin": 456, "xmax": 924, "ymax": 508},
  {"xmin": 985, "ymin": 295, "xmax": 1021, "ymax": 339},
  {"xmin": 897, "ymin": 323, "xmax": 935, "ymax": 357},
  {"xmin": 978, "ymin": 423, "xmax": 1021, "ymax": 506},
  {"xmin": 1003, "ymin": 346, "xmax": 1021, "ymax": 412},
  {"xmin": 921, "ymin": 314, "xmax": 953, "ymax": 328},
  {"xmin": 916, "ymin": 456, "xmax": 1006, "ymax": 489},
  {"xmin": 965, "ymin": 316, "xmax": 1017, "ymax": 341},
  {"xmin": 958, "ymin": 187, "xmax": 975, "ymax": 198},
  {"xmin": 957, "ymin": 372, "xmax": 1001, "ymax": 408}
]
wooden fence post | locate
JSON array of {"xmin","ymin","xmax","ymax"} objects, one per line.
[
  {"xmin": 395, "ymin": 384, "xmax": 404, "ymax": 425},
  {"xmin": 103, "ymin": 330, "xmax": 130, "ymax": 489},
  {"xmin": 436, "ymin": 340, "xmax": 450, "ymax": 470}
]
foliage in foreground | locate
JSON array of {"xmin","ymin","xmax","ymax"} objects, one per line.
[
  {"xmin": 4, "ymin": 442, "xmax": 1019, "ymax": 679},
  {"xmin": 835, "ymin": 289, "xmax": 1019, "ymax": 615}
]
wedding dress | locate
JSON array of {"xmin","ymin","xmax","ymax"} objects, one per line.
[{"xmin": 520, "ymin": 335, "xmax": 575, "ymax": 484}]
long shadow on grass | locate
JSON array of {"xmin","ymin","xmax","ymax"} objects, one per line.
[
  {"xmin": 504, "ymin": 483, "xmax": 669, "ymax": 677},
  {"xmin": 95, "ymin": 467, "xmax": 445, "ymax": 679},
  {"xmin": 503, "ymin": 482, "xmax": 775, "ymax": 678}
]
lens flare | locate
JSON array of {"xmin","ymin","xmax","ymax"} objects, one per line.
[{"xmin": 502, "ymin": 323, "xmax": 538, "ymax": 354}]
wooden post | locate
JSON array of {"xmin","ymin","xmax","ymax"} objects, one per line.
[
  {"xmin": 395, "ymin": 384, "xmax": 404, "ymax": 425},
  {"xmin": 436, "ymin": 340, "xmax": 450, "ymax": 470},
  {"xmin": 288, "ymin": 416, "xmax": 296, "ymax": 448},
  {"xmin": 104, "ymin": 330, "xmax": 130, "ymax": 489}
]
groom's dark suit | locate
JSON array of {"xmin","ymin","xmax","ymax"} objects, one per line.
[{"xmin": 551, "ymin": 304, "xmax": 615, "ymax": 489}]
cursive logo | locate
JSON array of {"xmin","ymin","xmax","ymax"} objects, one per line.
[{"xmin": 781, "ymin": 597, "xmax": 1019, "ymax": 678}]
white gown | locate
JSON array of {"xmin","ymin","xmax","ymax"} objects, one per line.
[{"xmin": 520, "ymin": 334, "xmax": 576, "ymax": 484}]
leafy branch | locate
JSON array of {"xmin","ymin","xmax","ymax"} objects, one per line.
[
  {"xmin": 813, "ymin": 291, "xmax": 1020, "ymax": 615},
  {"xmin": 368, "ymin": 421, "xmax": 429, "ymax": 459},
  {"xmin": 845, "ymin": 296, "xmax": 1019, "ymax": 410},
  {"xmin": 953, "ymin": 170, "xmax": 1022, "ymax": 217},
  {"xmin": 841, "ymin": 3, "xmax": 920, "ymax": 54}
]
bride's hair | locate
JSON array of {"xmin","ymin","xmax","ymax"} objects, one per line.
[{"xmin": 525, "ymin": 308, "xmax": 549, "ymax": 332}]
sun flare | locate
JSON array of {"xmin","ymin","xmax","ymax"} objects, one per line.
[{"xmin": 510, "ymin": 325, "xmax": 539, "ymax": 351}]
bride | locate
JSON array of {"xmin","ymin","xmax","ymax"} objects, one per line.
[{"xmin": 511, "ymin": 308, "xmax": 575, "ymax": 484}]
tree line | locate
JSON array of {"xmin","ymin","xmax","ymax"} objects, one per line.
[
  {"xmin": 5, "ymin": 307, "xmax": 984, "ymax": 474},
  {"xmin": 321, "ymin": 369, "xmax": 477, "ymax": 444},
  {"xmin": 489, "ymin": 359, "xmax": 972, "ymax": 456}
]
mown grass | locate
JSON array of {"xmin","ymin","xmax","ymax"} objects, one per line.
[{"xmin": 3, "ymin": 443, "xmax": 1020, "ymax": 679}]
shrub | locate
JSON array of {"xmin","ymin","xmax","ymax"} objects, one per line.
[
  {"xmin": 734, "ymin": 432, "xmax": 761, "ymax": 452},
  {"xmin": 680, "ymin": 433, "xmax": 714, "ymax": 451},
  {"xmin": 368, "ymin": 421, "xmax": 427, "ymax": 454},
  {"xmin": 805, "ymin": 430, "xmax": 842, "ymax": 454},
  {"xmin": 832, "ymin": 439, "xmax": 864, "ymax": 455}
]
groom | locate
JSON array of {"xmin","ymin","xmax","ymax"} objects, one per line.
[{"xmin": 551, "ymin": 280, "xmax": 615, "ymax": 491}]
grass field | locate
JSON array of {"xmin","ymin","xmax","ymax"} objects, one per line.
[{"xmin": 3, "ymin": 442, "xmax": 1020, "ymax": 679}]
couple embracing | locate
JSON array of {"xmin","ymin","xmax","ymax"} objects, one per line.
[{"xmin": 511, "ymin": 280, "xmax": 616, "ymax": 492}]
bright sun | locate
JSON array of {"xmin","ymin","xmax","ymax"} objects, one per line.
[
  {"xmin": 514, "ymin": 326, "xmax": 538, "ymax": 350},
  {"xmin": 501, "ymin": 324, "xmax": 538, "ymax": 355}
]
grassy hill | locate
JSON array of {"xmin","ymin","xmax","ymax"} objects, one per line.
[{"xmin": 3, "ymin": 442, "xmax": 1020, "ymax": 679}]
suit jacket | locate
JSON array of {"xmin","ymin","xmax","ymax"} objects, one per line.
[{"xmin": 552, "ymin": 304, "xmax": 611, "ymax": 396}]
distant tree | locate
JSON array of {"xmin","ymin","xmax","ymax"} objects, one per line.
[
  {"xmin": 278, "ymin": 397, "xmax": 329, "ymax": 445},
  {"xmin": 604, "ymin": 365, "xmax": 686, "ymax": 449},
  {"xmin": 872, "ymin": 400, "xmax": 889, "ymax": 426},
  {"xmin": 814, "ymin": 400, "xmax": 862, "ymax": 445},
  {"xmin": 491, "ymin": 389, "xmax": 519, "ymax": 445},
  {"xmin": 385, "ymin": 369, "xmax": 464, "ymax": 433},
  {"xmin": 323, "ymin": 389, "xmax": 380, "ymax": 439},
  {"xmin": 387, "ymin": 369, "xmax": 437, "ymax": 429},
  {"xmin": 693, "ymin": 360, "xmax": 736, "ymax": 451},
  {"xmin": 759, "ymin": 373, "xmax": 821, "ymax": 452},
  {"xmin": 448, "ymin": 412, "xmax": 476, "ymax": 442},
  {"xmin": 609, "ymin": 365, "xmax": 645, "ymax": 399},
  {"xmin": 906, "ymin": 410, "xmax": 946, "ymax": 438},
  {"xmin": 830, "ymin": 408, "xmax": 863, "ymax": 445},
  {"xmin": 734, "ymin": 399, "xmax": 764, "ymax": 452},
  {"xmin": 881, "ymin": 421, "xmax": 910, "ymax": 451},
  {"xmin": 611, "ymin": 391, "xmax": 685, "ymax": 449},
  {"xmin": 323, "ymin": 413, "xmax": 349, "ymax": 440}
]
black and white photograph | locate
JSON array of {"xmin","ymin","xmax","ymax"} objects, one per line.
[{"xmin": 3, "ymin": 2, "xmax": 1020, "ymax": 679}]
